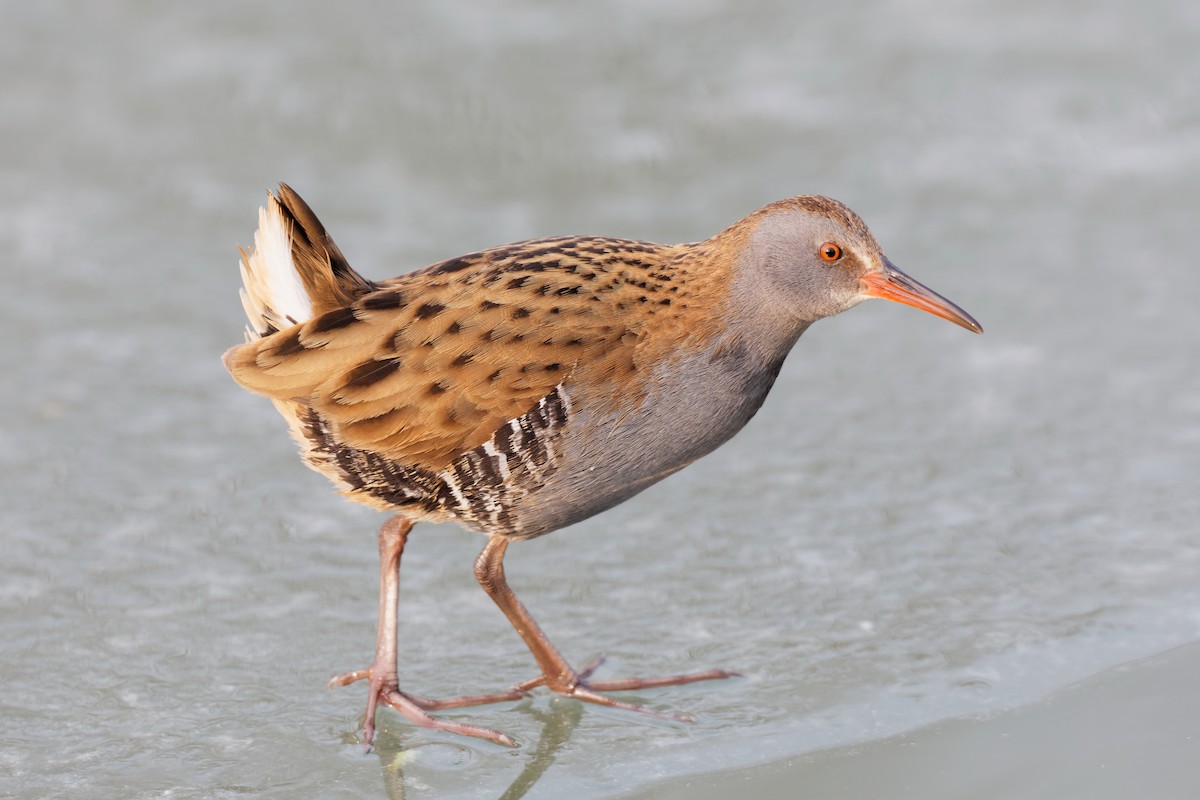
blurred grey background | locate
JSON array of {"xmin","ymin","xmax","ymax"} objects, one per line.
[{"xmin": 2, "ymin": 1, "xmax": 1197, "ymax": 798}]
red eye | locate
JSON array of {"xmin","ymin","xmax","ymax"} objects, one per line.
[{"xmin": 820, "ymin": 243, "xmax": 842, "ymax": 262}]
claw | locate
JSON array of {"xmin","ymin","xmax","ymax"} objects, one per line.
[
  {"xmin": 576, "ymin": 654, "xmax": 607, "ymax": 681},
  {"xmin": 328, "ymin": 668, "xmax": 372, "ymax": 688}
]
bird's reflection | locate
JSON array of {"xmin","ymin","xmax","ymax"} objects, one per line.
[{"xmin": 368, "ymin": 697, "xmax": 585, "ymax": 799}]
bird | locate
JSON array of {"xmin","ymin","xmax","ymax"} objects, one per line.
[{"xmin": 223, "ymin": 183, "xmax": 981, "ymax": 749}]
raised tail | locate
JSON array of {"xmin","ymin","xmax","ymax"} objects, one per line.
[{"xmin": 235, "ymin": 183, "xmax": 375, "ymax": 339}]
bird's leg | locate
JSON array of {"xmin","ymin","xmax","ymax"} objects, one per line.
[
  {"xmin": 473, "ymin": 535, "xmax": 736, "ymax": 721},
  {"xmin": 328, "ymin": 515, "xmax": 519, "ymax": 749}
]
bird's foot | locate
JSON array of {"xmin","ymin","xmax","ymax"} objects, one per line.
[
  {"xmin": 513, "ymin": 655, "xmax": 739, "ymax": 723},
  {"xmin": 329, "ymin": 667, "xmax": 524, "ymax": 750}
]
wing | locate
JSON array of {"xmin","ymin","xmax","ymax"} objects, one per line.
[{"xmin": 224, "ymin": 237, "xmax": 682, "ymax": 472}]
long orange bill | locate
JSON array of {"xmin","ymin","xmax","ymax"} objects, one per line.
[{"xmin": 860, "ymin": 258, "xmax": 983, "ymax": 334}]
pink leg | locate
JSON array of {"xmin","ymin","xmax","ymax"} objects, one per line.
[
  {"xmin": 329, "ymin": 516, "xmax": 524, "ymax": 749},
  {"xmin": 473, "ymin": 535, "xmax": 736, "ymax": 722}
]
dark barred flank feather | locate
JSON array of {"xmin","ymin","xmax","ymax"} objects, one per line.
[
  {"xmin": 296, "ymin": 384, "xmax": 572, "ymax": 536},
  {"xmin": 439, "ymin": 383, "xmax": 571, "ymax": 535}
]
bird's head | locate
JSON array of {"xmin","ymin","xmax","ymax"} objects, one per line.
[{"xmin": 740, "ymin": 196, "xmax": 982, "ymax": 334}]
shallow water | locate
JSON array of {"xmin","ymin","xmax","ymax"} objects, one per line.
[
  {"xmin": 2, "ymin": 1, "xmax": 1198, "ymax": 798},
  {"xmin": 635, "ymin": 643, "xmax": 1200, "ymax": 800}
]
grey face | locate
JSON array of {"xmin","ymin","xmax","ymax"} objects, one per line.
[{"xmin": 745, "ymin": 205, "xmax": 885, "ymax": 324}]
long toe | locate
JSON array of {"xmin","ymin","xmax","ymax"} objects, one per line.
[
  {"xmin": 379, "ymin": 690, "xmax": 516, "ymax": 747},
  {"xmin": 567, "ymin": 685, "xmax": 695, "ymax": 723},
  {"xmin": 402, "ymin": 686, "xmax": 531, "ymax": 711},
  {"xmin": 562, "ymin": 666, "xmax": 737, "ymax": 721},
  {"xmin": 583, "ymin": 667, "xmax": 740, "ymax": 692}
]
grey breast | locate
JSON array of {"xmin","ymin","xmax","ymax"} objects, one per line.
[{"xmin": 504, "ymin": 331, "xmax": 803, "ymax": 539}]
